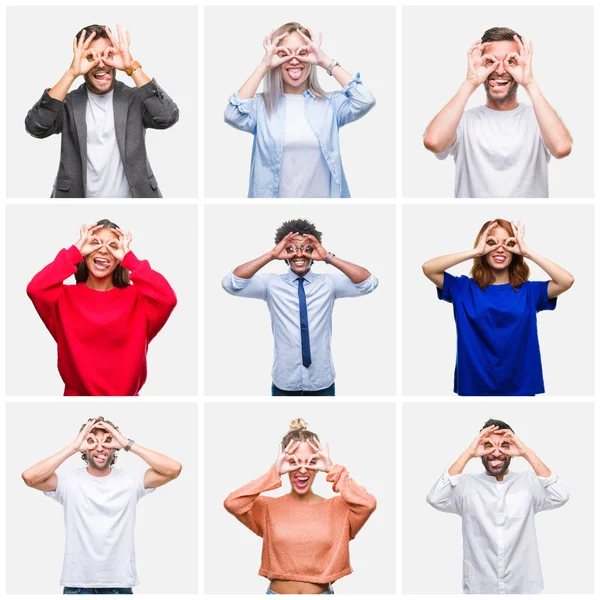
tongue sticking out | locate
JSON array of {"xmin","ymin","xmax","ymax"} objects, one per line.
[
  {"xmin": 287, "ymin": 68, "xmax": 303, "ymax": 80},
  {"xmin": 489, "ymin": 79, "xmax": 508, "ymax": 87},
  {"xmin": 94, "ymin": 72, "xmax": 111, "ymax": 82}
]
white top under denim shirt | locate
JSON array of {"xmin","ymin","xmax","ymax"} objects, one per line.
[
  {"xmin": 427, "ymin": 469, "xmax": 569, "ymax": 594},
  {"xmin": 224, "ymin": 74, "xmax": 376, "ymax": 198},
  {"xmin": 222, "ymin": 268, "xmax": 378, "ymax": 391}
]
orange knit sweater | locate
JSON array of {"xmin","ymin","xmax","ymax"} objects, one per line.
[{"xmin": 224, "ymin": 464, "xmax": 376, "ymax": 584}]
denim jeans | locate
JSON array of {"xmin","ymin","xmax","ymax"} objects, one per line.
[
  {"xmin": 271, "ymin": 383, "xmax": 336, "ymax": 396},
  {"xmin": 266, "ymin": 585, "xmax": 334, "ymax": 594},
  {"xmin": 63, "ymin": 589, "xmax": 133, "ymax": 595}
]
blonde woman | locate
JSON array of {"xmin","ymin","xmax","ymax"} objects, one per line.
[{"xmin": 225, "ymin": 22, "xmax": 376, "ymax": 198}]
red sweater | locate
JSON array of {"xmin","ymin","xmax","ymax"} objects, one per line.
[{"xmin": 27, "ymin": 245, "xmax": 177, "ymax": 396}]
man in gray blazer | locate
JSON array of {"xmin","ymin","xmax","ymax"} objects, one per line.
[{"xmin": 25, "ymin": 23, "xmax": 179, "ymax": 198}]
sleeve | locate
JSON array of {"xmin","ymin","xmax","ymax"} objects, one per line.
[
  {"xmin": 221, "ymin": 271, "xmax": 269, "ymax": 300},
  {"xmin": 121, "ymin": 251, "xmax": 178, "ymax": 341},
  {"xmin": 434, "ymin": 117, "xmax": 463, "ymax": 161},
  {"xmin": 329, "ymin": 73, "xmax": 376, "ymax": 128},
  {"xmin": 426, "ymin": 470, "xmax": 464, "ymax": 515},
  {"xmin": 224, "ymin": 92, "xmax": 259, "ymax": 134},
  {"xmin": 327, "ymin": 464, "xmax": 377, "ymax": 539},
  {"xmin": 137, "ymin": 79, "xmax": 180, "ymax": 130},
  {"xmin": 531, "ymin": 471, "xmax": 569, "ymax": 513},
  {"xmin": 137, "ymin": 469, "xmax": 157, "ymax": 499},
  {"xmin": 331, "ymin": 273, "xmax": 379, "ymax": 299},
  {"xmin": 223, "ymin": 464, "xmax": 282, "ymax": 537},
  {"xmin": 26, "ymin": 245, "xmax": 83, "ymax": 339},
  {"xmin": 43, "ymin": 469, "xmax": 69, "ymax": 505},
  {"xmin": 25, "ymin": 89, "xmax": 65, "ymax": 138},
  {"xmin": 436, "ymin": 271, "xmax": 463, "ymax": 304},
  {"xmin": 528, "ymin": 280, "xmax": 557, "ymax": 312}
]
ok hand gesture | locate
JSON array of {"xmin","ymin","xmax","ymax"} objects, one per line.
[
  {"xmin": 270, "ymin": 231, "xmax": 299, "ymax": 260},
  {"xmin": 260, "ymin": 31, "xmax": 293, "ymax": 71},
  {"xmin": 467, "ymin": 424, "xmax": 500, "ymax": 458},
  {"xmin": 301, "ymin": 234, "xmax": 328, "ymax": 261},
  {"xmin": 295, "ymin": 27, "xmax": 329, "ymax": 69},
  {"xmin": 75, "ymin": 223, "xmax": 103, "ymax": 257},
  {"xmin": 502, "ymin": 221, "xmax": 530, "ymax": 257},
  {"xmin": 306, "ymin": 438, "xmax": 334, "ymax": 473},
  {"xmin": 504, "ymin": 35, "xmax": 534, "ymax": 88},
  {"xmin": 69, "ymin": 30, "xmax": 100, "ymax": 78},
  {"xmin": 71, "ymin": 419, "xmax": 99, "ymax": 453},
  {"xmin": 275, "ymin": 440, "xmax": 301, "ymax": 475},
  {"xmin": 97, "ymin": 420, "xmax": 129, "ymax": 450},
  {"xmin": 496, "ymin": 429, "xmax": 529, "ymax": 457},
  {"xmin": 466, "ymin": 40, "xmax": 499, "ymax": 88},
  {"xmin": 102, "ymin": 24, "xmax": 134, "ymax": 71},
  {"xmin": 105, "ymin": 228, "xmax": 133, "ymax": 262},
  {"xmin": 474, "ymin": 221, "xmax": 501, "ymax": 257}
]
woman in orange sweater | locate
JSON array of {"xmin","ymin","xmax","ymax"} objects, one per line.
[{"xmin": 224, "ymin": 419, "xmax": 376, "ymax": 594}]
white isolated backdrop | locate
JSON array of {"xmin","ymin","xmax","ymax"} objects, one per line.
[
  {"xmin": 402, "ymin": 401, "xmax": 594, "ymax": 594},
  {"xmin": 204, "ymin": 204, "xmax": 396, "ymax": 396},
  {"xmin": 402, "ymin": 5, "xmax": 594, "ymax": 198},
  {"xmin": 6, "ymin": 401, "xmax": 198, "ymax": 594},
  {"xmin": 5, "ymin": 204, "xmax": 198, "ymax": 396},
  {"xmin": 204, "ymin": 401, "xmax": 396, "ymax": 594},
  {"xmin": 6, "ymin": 5, "xmax": 198, "ymax": 198},
  {"xmin": 204, "ymin": 6, "xmax": 396, "ymax": 198},
  {"xmin": 402, "ymin": 204, "xmax": 593, "ymax": 396}
]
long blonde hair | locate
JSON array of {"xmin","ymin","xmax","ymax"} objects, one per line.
[{"xmin": 264, "ymin": 22, "xmax": 326, "ymax": 113}]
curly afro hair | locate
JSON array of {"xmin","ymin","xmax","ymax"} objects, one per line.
[{"xmin": 274, "ymin": 219, "xmax": 323, "ymax": 245}]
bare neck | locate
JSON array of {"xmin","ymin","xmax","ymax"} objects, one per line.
[
  {"xmin": 86, "ymin": 465, "xmax": 112, "ymax": 478},
  {"xmin": 283, "ymin": 82, "xmax": 309, "ymax": 95},
  {"xmin": 485, "ymin": 96, "xmax": 519, "ymax": 111},
  {"xmin": 491, "ymin": 269, "xmax": 510, "ymax": 285},
  {"xmin": 85, "ymin": 274, "xmax": 114, "ymax": 291}
]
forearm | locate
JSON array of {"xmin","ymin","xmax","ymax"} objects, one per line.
[
  {"xmin": 522, "ymin": 448, "xmax": 551, "ymax": 478},
  {"xmin": 448, "ymin": 450, "xmax": 472, "ymax": 476},
  {"xmin": 129, "ymin": 66, "xmax": 151, "ymax": 88},
  {"xmin": 525, "ymin": 82, "xmax": 572, "ymax": 158},
  {"xmin": 129, "ymin": 443, "xmax": 182, "ymax": 478},
  {"xmin": 423, "ymin": 81, "xmax": 475, "ymax": 153},
  {"xmin": 48, "ymin": 70, "xmax": 78, "ymax": 101},
  {"xmin": 524, "ymin": 248, "xmax": 574, "ymax": 293},
  {"xmin": 238, "ymin": 64, "xmax": 269, "ymax": 100},
  {"xmin": 22, "ymin": 445, "xmax": 75, "ymax": 486},
  {"xmin": 329, "ymin": 256, "xmax": 370, "ymax": 284},
  {"xmin": 233, "ymin": 252, "xmax": 274, "ymax": 278},
  {"xmin": 422, "ymin": 249, "xmax": 477, "ymax": 282},
  {"xmin": 320, "ymin": 54, "xmax": 352, "ymax": 87}
]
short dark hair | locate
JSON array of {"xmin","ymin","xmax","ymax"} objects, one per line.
[
  {"xmin": 74, "ymin": 24, "xmax": 111, "ymax": 43},
  {"xmin": 274, "ymin": 219, "xmax": 323, "ymax": 245},
  {"xmin": 74, "ymin": 219, "xmax": 131, "ymax": 288},
  {"xmin": 481, "ymin": 27, "xmax": 522, "ymax": 44},
  {"xmin": 481, "ymin": 418, "xmax": 514, "ymax": 433}
]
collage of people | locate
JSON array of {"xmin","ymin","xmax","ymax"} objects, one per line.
[{"xmin": 1, "ymin": 1, "xmax": 597, "ymax": 598}]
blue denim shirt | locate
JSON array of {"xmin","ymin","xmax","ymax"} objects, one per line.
[{"xmin": 224, "ymin": 74, "xmax": 375, "ymax": 198}]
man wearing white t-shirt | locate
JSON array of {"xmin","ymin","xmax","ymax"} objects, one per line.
[
  {"xmin": 426, "ymin": 419, "xmax": 569, "ymax": 594},
  {"xmin": 25, "ymin": 23, "xmax": 179, "ymax": 198},
  {"xmin": 423, "ymin": 27, "xmax": 572, "ymax": 198},
  {"xmin": 22, "ymin": 417, "xmax": 182, "ymax": 594}
]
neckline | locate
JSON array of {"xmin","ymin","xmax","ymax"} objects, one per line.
[
  {"xmin": 479, "ymin": 103, "xmax": 525, "ymax": 116},
  {"xmin": 286, "ymin": 492, "xmax": 329, "ymax": 506}
]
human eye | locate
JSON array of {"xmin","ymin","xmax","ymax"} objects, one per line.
[
  {"xmin": 486, "ymin": 239, "xmax": 495, "ymax": 246},
  {"xmin": 286, "ymin": 246, "xmax": 294, "ymax": 254},
  {"xmin": 87, "ymin": 437, "xmax": 94, "ymax": 444},
  {"xmin": 484, "ymin": 442, "xmax": 492, "ymax": 448},
  {"xmin": 305, "ymin": 245, "xmax": 313, "ymax": 254},
  {"xmin": 298, "ymin": 48, "xmax": 309, "ymax": 57},
  {"xmin": 91, "ymin": 239, "xmax": 100, "ymax": 245}
]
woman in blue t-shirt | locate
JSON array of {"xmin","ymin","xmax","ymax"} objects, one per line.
[{"xmin": 422, "ymin": 219, "xmax": 574, "ymax": 396}]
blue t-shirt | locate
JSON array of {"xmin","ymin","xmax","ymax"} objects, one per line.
[{"xmin": 437, "ymin": 273, "xmax": 557, "ymax": 396}]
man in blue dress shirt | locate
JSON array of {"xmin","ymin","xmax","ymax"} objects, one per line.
[{"xmin": 222, "ymin": 218, "xmax": 378, "ymax": 395}]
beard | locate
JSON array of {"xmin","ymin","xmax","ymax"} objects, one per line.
[
  {"xmin": 84, "ymin": 67, "xmax": 117, "ymax": 95},
  {"xmin": 484, "ymin": 77, "xmax": 519, "ymax": 104},
  {"xmin": 482, "ymin": 454, "xmax": 511, "ymax": 476},
  {"xmin": 86, "ymin": 449, "xmax": 115, "ymax": 471}
]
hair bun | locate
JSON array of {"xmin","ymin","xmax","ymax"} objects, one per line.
[{"xmin": 289, "ymin": 418, "xmax": 308, "ymax": 431}]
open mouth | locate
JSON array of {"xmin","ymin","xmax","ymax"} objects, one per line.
[
  {"xmin": 293, "ymin": 474, "xmax": 310, "ymax": 489},
  {"xmin": 491, "ymin": 255, "xmax": 507, "ymax": 264},
  {"xmin": 92, "ymin": 70, "xmax": 112, "ymax": 83},
  {"xmin": 292, "ymin": 258, "xmax": 308, "ymax": 269},
  {"xmin": 286, "ymin": 66, "xmax": 304, "ymax": 80},
  {"xmin": 94, "ymin": 453, "xmax": 108, "ymax": 463},
  {"xmin": 488, "ymin": 78, "xmax": 511, "ymax": 89},
  {"xmin": 93, "ymin": 257, "xmax": 111, "ymax": 270},
  {"xmin": 488, "ymin": 459, "xmax": 505, "ymax": 469}
]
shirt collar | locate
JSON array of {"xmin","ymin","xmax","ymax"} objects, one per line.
[
  {"xmin": 283, "ymin": 268, "xmax": 315, "ymax": 283},
  {"xmin": 303, "ymin": 89, "xmax": 316, "ymax": 100}
]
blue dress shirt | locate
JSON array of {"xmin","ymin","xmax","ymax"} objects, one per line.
[
  {"xmin": 224, "ymin": 74, "xmax": 376, "ymax": 198},
  {"xmin": 222, "ymin": 268, "xmax": 378, "ymax": 391}
]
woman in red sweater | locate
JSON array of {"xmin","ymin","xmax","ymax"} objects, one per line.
[
  {"xmin": 27, "ymin": 219, "xmax": 177, "ymax": 396},
  {"xmin": 224, "ymin": 419, "xmax": 376, "ymax": 594}
]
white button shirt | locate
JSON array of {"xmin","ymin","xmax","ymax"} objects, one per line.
[
  {"xmin": 222, "ymin": 268, "xmax": 378, "ymax": 391},
  {"xmin": 427, "ymin": 469, "xmax": 569, "ymax": 594}
]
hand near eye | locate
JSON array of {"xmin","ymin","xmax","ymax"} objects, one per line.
[
  {"xmin": 295, "ymin": 28, "xmax": 329, "ymax": 69},
  {"xmin": 467, "ymin": 424, "xmax": 500, "ymax": 458},
  {"xmin": 75, "ymin": 224, "xmax": 104, "ymax": 257},
  {"xmin": 270, "ymin": 231, "xmax": 299, "ymax": 260},
  {"xmin": 71, "ymin": 419, "xmax": 99, "ymax": 452},
  {"xmin": 275, "ymin": 440, "xmax": 301, "ymax": 475},
  {"xmin": 102, "ymin": 24, "xmax": 133, "ymax": 71},
  {"xmin": 105, "ymin": 228, "xmax": 132, "ymax": 262},
  {"xmin": 473, "ymin": 221, "xmax": 501, "ymax": 257},
  {"xmin": 261, "ymin": 30, "xmax": 293, "ymax": 71},
  {"xmin": 97, "ymin": 421, "xmax": 128, "ymax": 450},
  {"xmin": 69, "ymin": 30, "xmax": 100, "ymax": 78},
  {"xmin": 503, "ymin": 35, "xmax": 534, "ymax": 88},
  {"xmin": 496, "ymin": 429, "xmax": 529, "ymax": 457},
  {"xmin": 465, "ymin": 39, "xmax": 499, "ymax": 88},
  {"xmin": 503, "ymin": 221, "xmax": 530, "ymax": 257},
  {"xmin": 301, "ymin": 234, "xmax": 328, "ymax": 261},
  {"xmin": 306, "ymin": 439, "xmax": 334, "ymax": 473}
]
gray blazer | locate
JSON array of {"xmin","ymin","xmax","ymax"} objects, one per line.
[{"xmin": 25, "ymin": 79, "xmax": 179, "ymax": 198}]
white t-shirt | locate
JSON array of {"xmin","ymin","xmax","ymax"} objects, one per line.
[
  {"xmin": 85, "ymin": 90, "xmax": 133, "ymax": 198},
  {"xmin": 278, "ymin": 94, "xmax": 331, "ymax": 198},
  {"xmin": 436, "ymin": 104, "xmax": 550, "ymax": 198},
  {"xmin": 44, "ymin": 466, "xmax": 155, "ymax": 588}
]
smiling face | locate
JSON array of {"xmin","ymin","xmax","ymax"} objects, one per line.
[
  {"xmin": 287, "ymin": 441, "xmax": 318, "ymax": 495},
  {"xmin": 481, "ymin": 432, "xmax": 512, "ymax": 477},
  {"xmin": 485, "ymin": 225, "xmax": 514, "ymax": 271},
  {"xmin": 85, "ymin": 428, "xmax": 115, "ymax": 471},
  {"xmin": 84, "ymin": 227, "xmax": 120, "ymax": 280},
  {"xmin": 482, "ymin": 40, "xmax": 520, "ymax": 103},
  {"xmin": 284, "ymin": 235, "xmax": 313, "ymax": 276},
  {"xmin": 278, "ymin": 31, "xmax": 311, "ymax": 92},
  {"xmin": 84, "ymin": 36, "xmax": 116, "ymax": 95}
]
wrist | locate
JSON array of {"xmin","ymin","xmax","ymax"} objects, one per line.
[
  {"xmin": 462, "ymin": 79, "xmax": 479, "ymax": 94},
  {"xmin": 256, "ymin": 63, "xmax": 270, "ymax": 77},
  {"xmin": 523, "ymin": 79, "xmax": 539, "ymax": 96},
  {"xmin": 319, "ymin": 54, "xmax": 332, "ymax": 69}
]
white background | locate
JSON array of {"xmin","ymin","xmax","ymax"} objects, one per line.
[
  {"xmin": 402, "ymin": 203, "xmax": 594, "ymax": 396},
  {"xmin": 204, "ymin": 204, "xmax": 396, "ymax": 396},
  {"xmin": 204, "ymin": 402, "xmax": 396, "ymax": 594},
  {"xmin": 402, "ymin": 5, "xmax": 594, "ymax": 198},
  {"xmin": 5, "ymin": 204, "xmax": 198, "ymax": 396},
  {"xmin": 6, "ymin": 6, "xmax": 198, "ymax": 198},
  {"xmin": 204, "ymin": 6, "xmax": 396, "ymax": 198},
  {"xmin": 402, "ymin": 401, "xmax": 594, "ymax": 594},
  {"xmin": 5, "ymin": 401, "xmax": 198, "ymax": 594}
]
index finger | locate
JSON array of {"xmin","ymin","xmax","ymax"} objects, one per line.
[
  {"xmin": 104, "ymin": 26, "xmax": 117, "ymax": 46},
  {"xmin": 513, "ymin": 34, "xmax": 525, "ymax": 54},
  {"xmin": 82, "ymin": 31, "xmax": 96, "ymax": 49},
  {"xmin": 296, "ymin": 28, "xmax": 311, "ymax": 44}
]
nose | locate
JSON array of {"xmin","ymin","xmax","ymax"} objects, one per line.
[
  {"xmin": 495, "ymin": 60, "xmax": 506, "ymax": 75},
  {"xmin": 295, "ymin": 247, "xmax": 303, "ymax": 256},
  {"xmin": 298, "ymin": 465, "xmax": 307, "ymax": 474},
  {"xmin": 289, "ymin": 56, "xmax": 300, "ymax": 65}
]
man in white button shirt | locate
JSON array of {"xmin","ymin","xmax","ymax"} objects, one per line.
[
  {"xmin": 222, "ymin": 218, "xmax": 378, "ymax": 395},
  {"xmin": 427, "ymin": 419, "xmax": 569, "ymax": 594},
  {"xmin": 22, "ymin": 417, "xmax": 182, "ymax": 594},
  {"xmin": 423, "ymin": 27, "xmax": 572, "ymax": 198}
]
